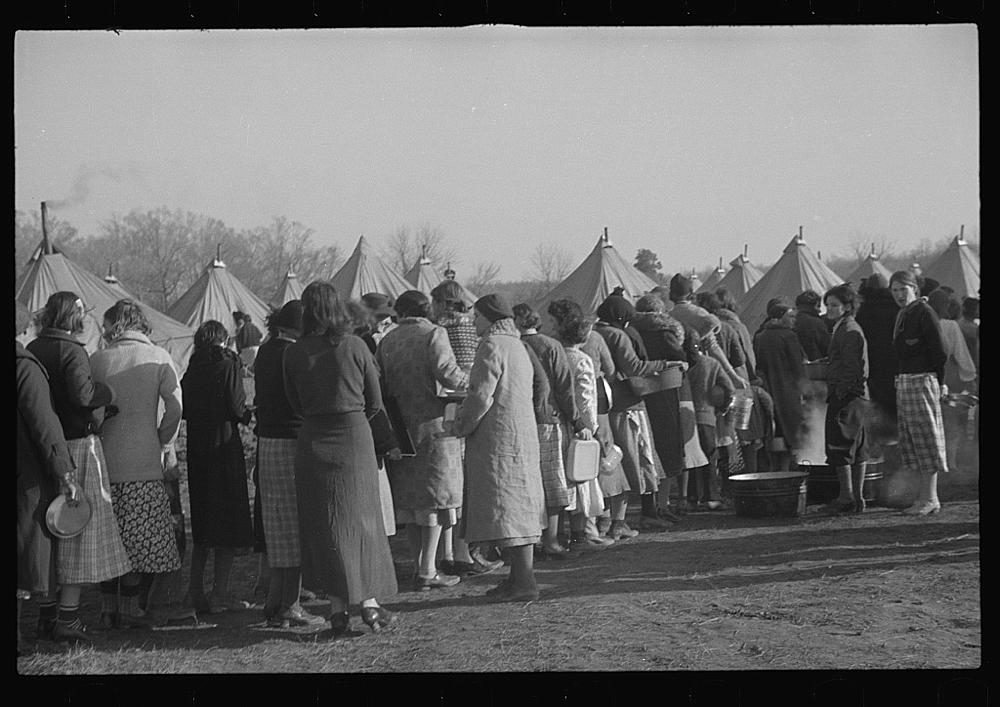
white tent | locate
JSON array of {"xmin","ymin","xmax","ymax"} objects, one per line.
[{"xmin": 330, "ymin": 236, "xmax": 412, "ymax": 301}]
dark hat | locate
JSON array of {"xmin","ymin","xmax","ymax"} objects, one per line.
[
  {"xmin": 475, "ymin": 293, "xmax": 514, "ymax": 323},
  {"xmin": 919, "ymin": 277, "xmax": 940, "ymax": 298},
  {"xmin": 269, "ymin": 300, "xmax": 304, "ymax": 335},
  {"xmin": 16, "ymin": 300, "xmax": 31, "ymax": 336},
  {"xmin": 361, "ymin": 292, "xmax": 395, "ymax": 318},
  {"xmin": 767, "ymin": 302, "xmax": 794, "ymax": 321},
  {"xmin": 669, "ymin": 273, "xmax": 693, "ymax": 301},
  {"xmin": 232, "ymin": 311, "xmax": 245, "ymax": 322}
]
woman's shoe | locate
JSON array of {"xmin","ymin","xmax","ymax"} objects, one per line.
[
  {"xmin": 52, "ymin": 618, "xmax": 94, "ymax": 643},
  {"xmin": 853, "ymin": 498, "xmax": 867, "ymax": 514},
  {"xmin": 185, "ymin": 594, "xmax": 228, "ymax": 615},
  {"xmin": 414, "ymin": 572, "xmax": 461, "ymax": 591},
  {"xmin": 638, "ymin": 514, "xmax": 672, "ymax": 531},
  {"xmin": 608, "ymin": 520, "xmax": 639, "ymax": 540},
  {"xmin": 360, "ymin": 606, "xmax": 395, "ymax": 633},
  {"xmin": 657, "ymin": 508, "xmax": 682, "ymax": 523},
  {"xmin": 904, "ymin": 501, "xmax": 941, "ymax": 516}
]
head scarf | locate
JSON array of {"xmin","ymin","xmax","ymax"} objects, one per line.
[{"xmin": 596, "ymin": 295, "xmax": 635, "ymax": 329}]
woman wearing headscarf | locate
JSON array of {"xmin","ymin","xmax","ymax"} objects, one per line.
[
  {"xmin": 377, "ymin": 290, "xmax": 470, "ymax": 590},
  {"xmin": 17, "ymin": 300, "xmax": 80, "ymax": 651},
  {"xmin": 90, "ymin": 300, "xmax": 193, "ymax": 628},
  {"xmin": 514, "ymin": 303, "xmax": 592, "ymax": 558},
  {"xmin": 594, "ymin": 294, "xmax": 670, "ymax": 535},
  {"xmin": 181, "ymin": 320, "xmax": 254, "ymax": 614},
  {"xmin": 252, "ymin": 300, "xmax": 327, "ymax": 629},
  {"xmin": 889, "ymin": 271, "xmax": 949, "ymax": 515},
  {"xmin": 819, "ymin": 284, "xmax": 871, "ymax": 514},
  {"xmin": 454, "ymin": 294, "xmax": 544, "ymax": 601},
  {"xmin": 283, "ymin": 281, "xmax": 397, "ymax": 634},
  {"xmin": 855, "ymin": 274, "xmax": 901, "ymax": 441},
  {"xmin": 27, "ymin": 292, "xmax": 131, "ymax": 642},
  {"xmin": 631, "ymin": 294, "xmax": 688, "ymax": 522},
  {"xmin": 753, "ymin": 301, "xmax": 808, "ymax": 471}
]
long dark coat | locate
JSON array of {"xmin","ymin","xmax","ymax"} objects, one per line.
[
  {"xmin": 181, "ymin": 345, "xmax": 253, "ymax": 548},
  {"xmin": 753, "ymin": 322, "xmax": 807, "ymax": 449},
  {"xmin": 17, "ymin": 342, "xmax": 75, "ymax": 595},
  {"xmin": 855, "ymin": 288, "xmax": 901, "ymax": 419}
]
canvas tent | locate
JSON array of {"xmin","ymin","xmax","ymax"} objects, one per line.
[
  {"xmin": 710, "ymin": 249, "xmax": 765, "ymax": 302},
  {"xmin": 167, "ymin": 254, "xmax": 271, "ymax": 336},
  {"xmin": 16, "ymin": 242, "xmax": 195, "ymax": 375},
  {"xmin": 844, "ymin": 245, "xmax": 893, "ymax": 288},
  {"xmin": 534, "ymin": 230, "xmax": 659, "ymax": 314},
  {"xmin": 404, "ymin": 252, "xmax": 478, "ymax": 308},
  {"xmin": 696, "ymin": 259, "xmax": 727, "ymax": 295},
  {"xmin": 330, "ymin": 236, "xmax": 412, "ymax": 302},
  {"xmin": 922, "ymin": 232, "xmax": 980, "ymax": 299},
  {"xmin": 270, "ymin": 269, "xmax": 304, "ymax": 308},
  {"xmin": 738, "ymin": 232, "xmax": 844, "ymax": 331}
]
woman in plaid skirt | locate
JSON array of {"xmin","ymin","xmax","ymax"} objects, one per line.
[
  {"xmin": 889, "ymin": 271, "xmax": 949, "ymax": 516},
  {"xmin": 889, "ymin": 270, "xmax": 948, "ymax": 516},
  {"xmin": 27, "ymin": 292, "xmax": 132, "ymax": 642}
]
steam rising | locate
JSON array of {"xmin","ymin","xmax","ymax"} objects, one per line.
[{"xmin": 44, "ymin": 163, "xmax": 145, "ymax": 210}]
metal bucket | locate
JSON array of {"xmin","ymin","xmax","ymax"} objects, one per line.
[
  {"xmin": 798, "ymin": 460, "xmax": 884, "ymax": 505},
  {"xmin": 729, "ymin": 391, "xmax": 754, "ymax": 430},
  {"xmin": 729, "ymin": 472, "xmax": 808, "ymax": 518}
]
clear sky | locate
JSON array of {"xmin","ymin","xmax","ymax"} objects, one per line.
[{"xmin": 14, "ymin": 25, "xmax": 979, "ymax": 281}]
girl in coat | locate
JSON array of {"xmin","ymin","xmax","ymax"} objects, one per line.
[
  {"xmin": 889, "ymin": 271, "xmax": 949, "ymax": 516},
  {"xmin": 91, "ymin": 300, "xmax": 194, "ymax": 628},
  {"xmin": 181, "ymin": 320, "xmax": 254, "ymax": 614},
  {"xmin": 27, "ymin": 292, "xmax": 132, "ymax": 642},
  {"xmin": 283, "ymin": 281, "xmax": 397, "ymax": 634},
  {"xmin": 820, "ymin": 285, "xmax": 871, "ymax": 514},
  {"xmin": 753, "ymin": 302, "xmax": 808, "ymax": 471},
  {"xmin": 16, "ymin": 300, "xmax": 81, "ymax": 651},
  {"xmin": 454, "ymin": 294, "xmax": 545, "ymax": 601}
]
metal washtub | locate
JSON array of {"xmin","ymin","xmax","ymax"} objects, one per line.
[{"xmin": 728, "ymin": 472, "xmax": 809, "ymax": 518}]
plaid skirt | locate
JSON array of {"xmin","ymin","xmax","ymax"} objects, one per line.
[
  {"xmin": 58, "ymin": 436, "xmax": 132, "ymax": 585},
  {"xmin": 537, "ymin": 423, "xmax": 571, "ymax": 509},
  {"xmin": 258, "ymin": 437, "xmax": 301, "ymax": 567},
  {"xmin": 111, "ymin": 481, "xmax": 181, "ymax": 574},
  {"xmin": 896, "ymin": 373, "xmax": 948, "ymax": 475},
  {"xmin": 608, "ymin": 409, "xmax": 659, "ymax": 495}
]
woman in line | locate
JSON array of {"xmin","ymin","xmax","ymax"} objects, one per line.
[
  {"xmin": 377, "ymin": 290, "xmax": 469, "ymax": 591},
  {"xmin": 548, "ymin": 299, "xmax": 612, "ymax": 551},
  {"xmin": 819, "ymin": 285, "xmax": 871, "ymax": 514},
  {"xmin": 594, "ymin": 294, "xmax": 666, "ymax": 537},
  {"xmin": 17, "ymin": 300, "xmax": 81, "ymax": 652},
  {"xmin": 253, "ymin": 300, "xmax": 327, "ymax": 629},
  {"xmin": 854, "ymin": 274, "xmax": 901, "ymax": 445},
  {"xmin": 631, "ymin": 294, "xmax": 687, "ymax": 522},
  {"xmin": 513, "ymin": 303, "xmax": 592, "ymax": 558},
  {"xmin": 283, "ymin": 281, "xmax": 397, "ymax": 634},
  {"xmin": 27, "ymin": 292, "xmax": 132, "ymax": 641},
  {"xmin": 454, "ymin": 294, "xmax": 545, "ymax": 601},
  {"xmin": 91, "ymin": 300, "xmax": 194, "ymax": 628},
  {"xmin": 181, "ymin": 320, "xmax": 255, "ymax": 613},
  {"xmin": 889, "ymin": 271, "xmax": 949, "ymax": 515},
  {"xmin": 753, "ymin": 302, "xmax": 808, "ymax": 471},
  {"xmin": 430, "ymin": 280, "xmax": 503, "ymax": 576}
]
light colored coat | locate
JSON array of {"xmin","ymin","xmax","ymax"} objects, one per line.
[
  {"xmin": 90, "ymin": 332, "xmax": 182, "ymax": 484},
  {"xmin": 377, "ymin": 317, "xmax": 469, "ymax": 510},
  {"xmin": 454, "ymin": 319, "xmax": 543, "ymax": 543}
]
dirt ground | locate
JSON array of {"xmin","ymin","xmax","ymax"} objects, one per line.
[{"xmin": 17, "ymin": 449, "xmax": 981, "ymax": 698}]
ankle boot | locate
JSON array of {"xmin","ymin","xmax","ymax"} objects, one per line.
[{"xmin": 851, "ymin": 462, "xmax": 867, "ymax": 513}]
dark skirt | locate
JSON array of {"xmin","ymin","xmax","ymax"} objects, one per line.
[
  {"xmin": 643, "ymin": 389, "xmax": 684, "ymax": 478},
  {"xmin": 295, "ymin": 412, "xmax": 398, "ymax": 605},
  {"xmin": 825, "ymin": 395, "xmax": 870, "ymax": 467},
  {"xmin": 187, "ymin": 429, "xmax": 254, "ymax": 548},
  {"xmin": 17, "ymin": 469, "xmax": 59, "ymax": 595}
]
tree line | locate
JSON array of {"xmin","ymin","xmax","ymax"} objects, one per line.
[{"xmin": 16, "ymin": 206, "xmax": 977, "ymax": 318}]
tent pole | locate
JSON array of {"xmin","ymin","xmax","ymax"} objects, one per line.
[{"xmin": 40, "ymin": 201, "xmax": 52, "ymax": 254}]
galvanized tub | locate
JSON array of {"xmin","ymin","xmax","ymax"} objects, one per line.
[
  {"xmin": 798, "ymin": 460, "xmax": 884, "ymax": 505},
  {"xmin": 729, "ymin": 472, "xmax": 808, "ymax": 518}
]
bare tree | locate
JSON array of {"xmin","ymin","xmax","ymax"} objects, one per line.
[
  {"xmin": 465, "ymin": 260, "xmax": 502, "ymax": 295},
  {"xmin": 531, "ymin": 243, "xmax": 573, "ymax": 288},
  {"xmin": 381, "ymin": 223, "xmax": 460, "ymax": 274},
  {"xmin": 845, "ymin": 231, "xmax": 897, "ymax": 265}
]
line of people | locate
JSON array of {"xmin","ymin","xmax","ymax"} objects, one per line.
[{"xmin": 17, "ymin": 268, "xmax": 978, "ymax": 649}]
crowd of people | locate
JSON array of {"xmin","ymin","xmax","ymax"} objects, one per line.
[{"xmin": 16, "ymin": 268, "xmax": 979, "ymax": 649}]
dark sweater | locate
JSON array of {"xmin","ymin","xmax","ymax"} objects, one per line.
[
  {"xmin": 253, "ymin": 336, "xmax": 302, "ymax": 439},
  {"xmin": 893, "ymin": 299, "xmax": 947, "ymax": 385},
  {"xmin": 794, "ymin": 309, "xmax": 831, "ymax": 361}
]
